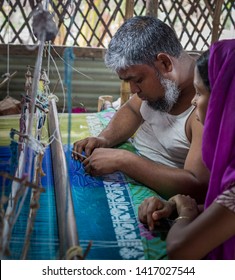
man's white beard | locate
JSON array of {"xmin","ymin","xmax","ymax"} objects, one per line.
[{"xmin": 148, "ymin": 75, "xmax": 180, "ymax": 112}]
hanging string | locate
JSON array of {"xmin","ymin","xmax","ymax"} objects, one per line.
[
  {"xmin": 51, "ymin": 46, "xmax": 93, "ymax": 81},
  {"xmin": 43, "ymin": 47, "xmax": 89, "ymax": 148}
]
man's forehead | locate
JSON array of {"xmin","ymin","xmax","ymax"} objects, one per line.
[{"xmin": 117, "ymin": 65, "xmax": 148, "ymax": 80}]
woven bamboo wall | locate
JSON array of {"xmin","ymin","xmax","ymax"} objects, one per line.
[
  {"xmin": 0, "ymin": 0, "xmax": 234, "ymax": 50},
  {"xmin": 0, "ymin": 1, "xmax": 234, "ymax": 112}
]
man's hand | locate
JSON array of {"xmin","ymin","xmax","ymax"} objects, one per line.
[
  {"xmin": 82, "ymin": 148, "xmax": 126, "ymax": 176},
  {"xmin": 72, "ymin": 136, "xmax": 109, "ymax": 161}
]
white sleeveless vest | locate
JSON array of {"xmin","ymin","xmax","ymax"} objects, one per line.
[{"xmin": 133, "ymin": 101, "xmax": 195, "ymax": 168}]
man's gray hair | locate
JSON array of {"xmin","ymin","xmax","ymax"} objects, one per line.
[{"xmin": 105, "ymin": 16, "xmax": 183, "ymax": 72}]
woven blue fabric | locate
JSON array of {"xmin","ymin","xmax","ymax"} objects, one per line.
[
  {"xmin": 66, "ymin": 146, "xmax": 144, "ymax": 260},
  {"xmin": 1, "ymin": 145, "xmax": 144, "ymax": 259},
  {"xmin": 0, "ymin": 146, "xmax": 59, "ymax": 260}
]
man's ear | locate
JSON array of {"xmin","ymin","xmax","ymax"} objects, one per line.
[{"xmin": 154, "ymin": 53, "xmax": 173, "ymax": 74}]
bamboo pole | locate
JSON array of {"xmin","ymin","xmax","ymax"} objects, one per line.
[
  {"xmin": 125, "ymin": 0, "xmax": 134, "ymax": 21},
  {"xmin": 119, "ymin": 0, "xmax": 135, "ymax": 105},
  {"xmin": 48, "ymin": 97, "xmax": 80, "ymax": 259},
  {"xmin": 211, "ymin": 0, "xmax": 224, "ymax": 43},
  {"xmin": 146, "ymin": 0, "xmax": 159, "ymax": 17},
  {"xmin": 120, "ymin": 81, "xmax": 131, "ymax": 106}
]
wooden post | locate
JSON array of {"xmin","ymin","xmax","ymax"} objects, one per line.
[
  {"xmin": 118, "ymin": 0, "xmax": 135, "ymax": 107},
  {"xmin": 146, "ymin": 0, "xmax": 159, "ymax": 17},
  {"xmin": 120, "ymin": 81, "xmax": 131, "ymax": 106},
  {"xmin": 211, "ymin": 0, "xmax": 224, "ymax": 43},
  {"xmin": 125, "ymin": 0, "xmax": 134, "ymax": 20}
]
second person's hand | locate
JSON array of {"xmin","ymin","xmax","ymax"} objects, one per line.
[{"xmin": 138, "ymin": 197, "xmax": 176, "ymax": 231}]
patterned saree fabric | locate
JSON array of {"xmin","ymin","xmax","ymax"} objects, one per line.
[{"xmin": 202, "ymin": 39, "xmax": 235, "ymax": 260}]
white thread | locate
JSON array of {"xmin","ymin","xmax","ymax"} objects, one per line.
[{"xmin": 51, "ymin": 45, "xmax": 93, "ymax": 80}]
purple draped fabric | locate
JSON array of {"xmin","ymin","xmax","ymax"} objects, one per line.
[{"xmin": 202, "ymin": 39, "xmax": 235, "ymax": 259}]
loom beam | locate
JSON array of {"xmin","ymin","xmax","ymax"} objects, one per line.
[{"xmin": 48, "ymin": 98, "xmax": 80, "ymax": 259}]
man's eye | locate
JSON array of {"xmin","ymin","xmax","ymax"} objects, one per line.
[{"xmin": 136, "ymin": 79, "xmax": 143, "ymax": 84}]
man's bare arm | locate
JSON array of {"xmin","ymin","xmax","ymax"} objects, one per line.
[
  {"xmin": 98, "ymin": 94, "xmax": 143, "ymax": 147},
  {"xmin": 82, "ymin": 108, "xmax": 209, "ymax": 202},
  {"xmin": 73, "ymin": 94, "xmax": 143, "ymax": 159},
  {"xmin": 115, "ymin": 110, "xmax": 209, "ymax": 202}
]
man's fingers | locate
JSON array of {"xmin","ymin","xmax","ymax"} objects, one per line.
[{"xmin": 72, "ymin": 142, "xmax": 85, "ymax": 160}]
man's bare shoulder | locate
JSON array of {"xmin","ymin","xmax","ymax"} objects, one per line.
[{"xmin": 125, "ymin": 93, "xmax": 142, "ymax": 115}]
